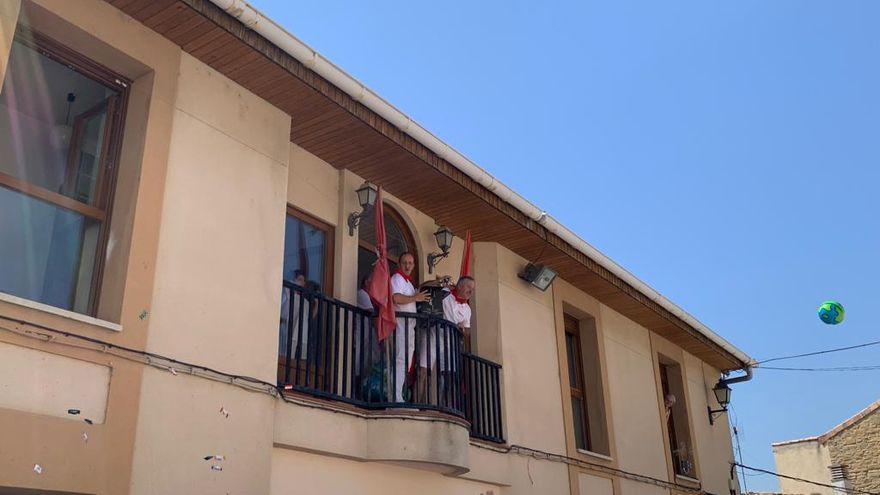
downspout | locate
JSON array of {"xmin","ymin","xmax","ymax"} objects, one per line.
[
  {"xmin": 719, "ymin": 365, "xmax": 752, "ymax": 386},
  {"xmin": 207, "ymin": 0, "xmax": 755, "ymax": 370}
]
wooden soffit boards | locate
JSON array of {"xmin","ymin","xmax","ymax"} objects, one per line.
[{"xmin": 103, "ymin": 0, "xmax": 744, "ymax": 371}]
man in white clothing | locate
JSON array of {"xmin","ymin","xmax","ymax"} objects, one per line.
[
  {"xmin": 391, "ymin": 252, "xmax": 429, "ymax": 402},
  {"xmin": 439, "ymin": 276, "xmax": 474, "ymax": 402}
]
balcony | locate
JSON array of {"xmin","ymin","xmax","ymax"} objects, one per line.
[{"xmin": 279, "ymin": 282, "xmax": 504, "ymax": 443}]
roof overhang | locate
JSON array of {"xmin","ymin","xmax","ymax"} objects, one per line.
[{"xmin": 100, "ymin": 0, "xmax": 753, "ymax": 371}]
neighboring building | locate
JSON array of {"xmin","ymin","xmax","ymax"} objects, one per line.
[
  {"xmin": 772, "ymin": 400, "xmax": 880, "ymax": 495},
  {"xmin": 0, "ymin": 1, "xmax": 754, "ymax": 494}
]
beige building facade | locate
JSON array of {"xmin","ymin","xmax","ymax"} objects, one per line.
[
  {"xmin": 0, "ymin": 1, "xmax": 754, "ymax": 494},
  {"xmin": 772, "ymin": 400, "xmax": 880, "ymax": 495}
]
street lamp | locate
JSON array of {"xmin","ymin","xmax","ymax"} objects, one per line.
[
  {"xmin": 347, "ymin": 182, "xmax": 378, "ymax": 236},
  {"xmin": 707, "ymin": 381, "xmax": 732, "ymax": 425},
  {"xmin": 427, "ymin": 225, "xmax": 454, "ymax": 274}
]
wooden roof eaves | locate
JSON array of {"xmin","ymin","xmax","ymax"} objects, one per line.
[{"xmin": 165, "ymin": 0, "xmax": 745, "ymax": 371}]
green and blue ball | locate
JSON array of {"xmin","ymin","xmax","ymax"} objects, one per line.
[{"xmin": 817, "ymin": 301, "xmax": 845, "ymax": 325}]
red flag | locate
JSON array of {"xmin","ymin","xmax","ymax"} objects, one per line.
[
  {"xmin": 365, "ymin": 188, "xmax": 396, "ymax": 341},
  {"xmin": 459, "ymin": 230, "xmax": 472, "ymax": 278}
]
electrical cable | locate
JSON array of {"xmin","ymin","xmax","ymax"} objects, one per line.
[
  {"xmin": 1, "ymin": 314, "xmax": 728, "ymax": 494},
  {"xmin": 0, "ymin": 315, "xmax": 454, "ymax": 424},
  {"xmin": 759, "ymin": 365, "xmax": 880, "ymax": 372},
  {"xmin": 756, "ymin": 339, "xmax": 880, "ymax": 365},
  {"xmin": 470, "ymin": 442, "xmax": 717, "ymax": 494},
  {"xmin": 734, "ymin": 463, "xmax": 879, "ymax": 495},
  {"xmin": 732, "ymin": 423, "xmax": 748, "ymax": 494}
]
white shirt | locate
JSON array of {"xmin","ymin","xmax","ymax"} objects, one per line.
[
  {"xmin": 356, "ymin": 288, "xmax": 373, "ymax": 311},
  {"xmin": 442, "ymin": 292, "xmax": 471, "ymax": 329},
  {"xmin": 390, "ymin": 273, "xmax": 416, "ymax": 313}
]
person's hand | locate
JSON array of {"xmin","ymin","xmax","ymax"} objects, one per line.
[
  {"xmin": 413, "ymin": 290, "xmax": 431, "ymax": 303},
  {"xmin": 458, "ymin": 323, "xmax": 469, "ymax": 336}
]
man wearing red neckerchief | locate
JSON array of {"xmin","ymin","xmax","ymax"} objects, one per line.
[
  {"xmin": 391, "ymin": 252, "xmax": 429, "ymax": 402},
  {"xmin": 439, "ymin": 276, "xmax": 474, "ymax": 402}
]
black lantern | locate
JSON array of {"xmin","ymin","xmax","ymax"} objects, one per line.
[
  {"xmin": 433, "ymin": 226, "xmax": 454, "ymax": 253},
  {"xmin": 713, "ymin": 382, "xmax": 732, "ymax": 407},
  {"xmin": 427, "ymin": 225, "xmax": 454, "ymax": 274},
  {"xmin": 356, "ymin": 182, "xmax": 377, "ymax": 210},
  {"xmin": 347, "ymin": 182, "xmax": 378, "ymax": 236},
  {"xmin": 707, "ymin": 381, "xmax": 732, "ymax": 425}
]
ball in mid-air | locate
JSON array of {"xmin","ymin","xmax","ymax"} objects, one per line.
[{"xmin": 818, "ymin": 301, "xmax": 845, "ymax": 325}]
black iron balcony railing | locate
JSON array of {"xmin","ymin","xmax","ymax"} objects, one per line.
[
  {"xmin": 462, "ymin": 353, "xmax": 504, "ymax": 443},
  {"xmin": 279, "ymin": 282, "xmax": 504, "ymax": 443}
]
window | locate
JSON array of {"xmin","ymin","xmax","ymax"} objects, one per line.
[
  {"xmin": 565, "ymin": 317, "xmax": 590, "ymax": 450},
  {"xmin": 659, "ymin": 360, "xmax": 697, "ymax": 478},
  {"xmin": 356, "ymin": 203, "xmax": 417, "ymax": 285},
  {"xmin": 278, "ymin": 207, "xmax": 334, "ymax": 383},
  {"xmin": 0, "ymin": 29, "xmax": 129, "ymax": 315},
  {"xmin": 281, "ymin": 206, "xmax": 334, "ymax": 292},
  {"xmin": 563, "ymin": 314, "xmax": 610, "ymax": 455}
]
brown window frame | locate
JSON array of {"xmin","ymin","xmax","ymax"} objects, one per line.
[
  {"xmin": 659, "ymin": 361, "xmax": 696, "ymax": 478},
  {"xmin": 285, "ymin": 205, "xmax": 335, "ymax": 295},
  {"xmin": 564, "ymin": 314, "xmax": 592, "ymax": 451},
  {"xmin": 357, "ymin": 202, "xmax": 419, "ymax": 284},
  {"xmin": 0, "ymin": 27, "xmax": 130, "ymax": 316}
]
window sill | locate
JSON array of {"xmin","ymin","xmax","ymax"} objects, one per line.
[
  {"xmin": 674, "ymin": 474, "xmax": 700, "ymax": 486},
  {"xmin": 0, "ymin": 292, "xmax": 122, "ymax": 333},
  {"xmin": 576, "ymin": 448, "xmax": 613, "ymax": 462}
]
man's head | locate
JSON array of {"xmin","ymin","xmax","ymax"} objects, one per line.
[
  {"xmin": 398, "ymin": 252, "xmax": 415, "ymax": 276},
  {"xmin": 664, "ymin": 394, "xmax": 676, "ymax": 408},
  {"xmin": 456, "ymin": 276, "xmax": 475, "ymax": 300},
  {"xmin": 293, "ymin": 269, "xmax": 306, "ymax": 286}
]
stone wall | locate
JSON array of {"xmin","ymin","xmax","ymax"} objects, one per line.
[{"xmin": 826, "ymin": 407, "xmax": 880, "ymax": 492}]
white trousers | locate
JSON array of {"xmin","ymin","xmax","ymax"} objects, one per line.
[{"xmin": 394, "ymin": 319, "xmax": 415, "ymax": 402}]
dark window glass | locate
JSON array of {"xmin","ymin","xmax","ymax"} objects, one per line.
[
  {"xmin": 282, "ymin": 214, "xmax": 328, "ymax": 291},
  {"xmin": 0, "ymin": 40, "xmax": 119, "ymax": 207},
  {"xmin": 0, "ymin": 34, "xmax": 126, "ymax": 314},
  {"xmin": 660, "ymin": 362, "xmax": 696, "ymax": 477},
  {"xmin": 0, "ymin": 188, "xmax": 100, "ymax": 312},
  {"xmin": 357, "ymin": 203, "xmax": 413, "ymax": 287},
  {"xmin": 565, "ymin": 332, "xmax": 579, "ymax": 388},
  {"xmin": 564, "ymin": 320, "xmax": 592, "ymax": 452},
  {"xmin": 357, "ymin": 206, "xmax": 409, "ymax": 260},
  {"xmin": 571, "ymin": 397, "xmax": 588, "ymax": 450}
]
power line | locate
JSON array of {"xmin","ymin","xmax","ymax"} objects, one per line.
[
  {"xmin": 756, "ymin": 339, "xmax": 880, "ymax": 365},
  {"xmin": 472, "ymin": 443, "xmax": 710, "ymax": 494},
  {"xmin": 761, "ymin": 365, "xmax": 880, "ymax": 372},
  {"xmin": 733, "ymin": 425, "xmax": 748, "ymax": 494},
  {"xmin": 3, "ymin": 315, "xmax": 721, "ymax": 494},
  {"xmin": 735, "ymin": 463, "xmax": 880, "ymax": 495}
]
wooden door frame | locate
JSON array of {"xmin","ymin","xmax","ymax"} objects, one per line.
[{"xmin": 285, "ymin": 204, "xmax": 335, "ymax": 295}]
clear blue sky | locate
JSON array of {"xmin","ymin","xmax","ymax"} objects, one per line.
[{"xmin": 250, "ymin": 1, "xmax": 880, "ymax": 491}]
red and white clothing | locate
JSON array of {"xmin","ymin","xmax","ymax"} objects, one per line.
[
  {"xmin": 442, "ymin": 292, "xmax": 472, "ymax": 331},
  {"xmin": 436, "ymin": 290, "xmax": 470, "ymax": 371},
  {"xmin": 391, "ymin": 271, "xmax": 417, "ymax": 401}
]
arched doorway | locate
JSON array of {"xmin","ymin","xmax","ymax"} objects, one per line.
[{"xmin": 357, "ymin": 203, "xmax": 419, "ymax": 288}]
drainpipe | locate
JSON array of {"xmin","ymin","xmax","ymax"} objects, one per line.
[
  {"xmin": 719, "ymin": 366, "xmax": 753, "ymax": 387},
  {"xmin": 206, "ymin": 0, "xmax": 756, "ymax": 370}
]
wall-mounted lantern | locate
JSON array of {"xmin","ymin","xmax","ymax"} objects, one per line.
[
  {"xmin": 707, "ymin": 381, "xmax": 732, "ymax": 425},
  {"xmin": 347, "ymin": 182, "xmax": 378, "ymax": 236},
  {"xmin": 427, "ymin": 225, "xmax": 454, "ymax": 274}
]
